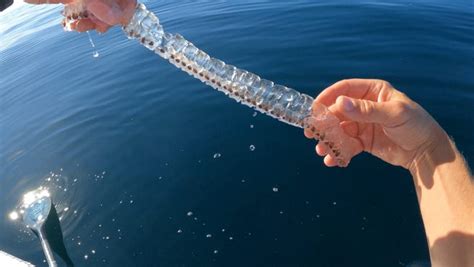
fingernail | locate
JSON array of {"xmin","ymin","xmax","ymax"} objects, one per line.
[{"xmin": 342, "ymin": 97, "xmax": 355, "ymax": 112}]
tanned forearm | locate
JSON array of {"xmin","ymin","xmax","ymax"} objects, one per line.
[{"xmin": 410, "ymin": 129, "xmax": 474, "ymax": 267}]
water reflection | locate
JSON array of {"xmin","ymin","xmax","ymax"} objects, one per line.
[{"xmin": 10, "ymin": 186, "xmax": 74, "ymax": 266}]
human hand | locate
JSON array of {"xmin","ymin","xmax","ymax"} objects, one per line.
[
  {"xmin": 24, "ymin": 0, "xmax": 136, "ymax": 32},
  {"xmin": 304, "ymin": 79, "xmax": 445, "ymax": 169}
]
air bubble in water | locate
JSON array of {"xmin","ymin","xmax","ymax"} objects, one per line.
[
  {"xmin": 213, "ymin": 153, "xmax": 221, "ymax": 159},
  {"xmin": 206, "ymin": 234, "xmax": 212, "ymax": 238},
  {"xmin": 249, "ymin": 145, "xmax": 255, "ymax": 151},
  {"xmin": 187, "ymin": 211, "xmax": 193, "ymax": 216},
  {"xmin": 272, "ymin": 187, "xmax": 279, "ymax": 192}
]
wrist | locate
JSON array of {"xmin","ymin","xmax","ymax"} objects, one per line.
[{"xmin": 408, "ymin": 126, "xmax": 451, "ymax": 177}]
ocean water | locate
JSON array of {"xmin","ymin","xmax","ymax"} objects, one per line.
[{"xmin": 1, "ymin": 0, "xmax": 473, "ymax": 266}]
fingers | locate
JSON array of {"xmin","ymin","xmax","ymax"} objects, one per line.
[
  {"xmin": 87, "ymin": 1, "xmax": 122, "ymax": 26},
  {"xmin": 93, "ymin": 19, "xmax": 111, "ymax": 33},
  {"xmin": 316, "ymin": 143, "xmax": 338, "ymax": 167},
  {"xmin": 70, "ymin": 18, "xmax": 96, "ymax": 32},
  {"xmin": 324, "ymin": 155, "xmax": 338, "ymax": 167},
  {"xmin": 304, "ymin": 127, "xmax": 314, "ymax": 139},
  {"xmin": 334, "ymin": 95, "xmax": 410, "ymax": 127},
  {"xmin": 315, "ymin": 79, "xmax": 393, "ymax": 107},
  {"xmin": 316, "ymin": 143, "xmax": 328, "ymax": 156}
]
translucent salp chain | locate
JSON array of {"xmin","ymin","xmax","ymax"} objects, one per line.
[
  {"xmin": 123, "ymin": 3, "xmax": 313, "ymax": 128},
  {"xmin": 121, "ymin": 4, "xmax": 360, "ymax": 166}
]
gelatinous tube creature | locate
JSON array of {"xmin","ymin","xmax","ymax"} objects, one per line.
[{"xmin": 62, "ymin": 3, "xmax": 360, "ymax": 167}]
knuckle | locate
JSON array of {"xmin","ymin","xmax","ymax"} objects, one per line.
[
  {"xmin": 391, "ymin": 101, "xmax": 410, "ymax": 118},
  {"xmin": 360, "ymin": 100, "xmax": 374, "ymax": 115}
]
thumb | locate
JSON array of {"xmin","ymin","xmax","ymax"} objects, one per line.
[{"xmin": 335, "ymin": 96, "xmax": 407, "ymax": 126}]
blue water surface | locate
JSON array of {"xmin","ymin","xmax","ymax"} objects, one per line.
[{"xmin": 1, "ymin": 0, "xmax": 473, "ymax": 266}]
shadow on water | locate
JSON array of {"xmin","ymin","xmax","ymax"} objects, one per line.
[{"xmin": 32, "ymin": 203, "xmax": 74, "ymax": 267}]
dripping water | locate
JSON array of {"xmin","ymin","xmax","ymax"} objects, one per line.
[{"xmin": 86, "ymin": 31, "xmax": 100, "ymax": 58}]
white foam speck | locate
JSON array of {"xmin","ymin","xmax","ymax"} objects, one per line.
[{"xmin": 8, "ymin": 211, "xmax": 19, "ymax": 221}]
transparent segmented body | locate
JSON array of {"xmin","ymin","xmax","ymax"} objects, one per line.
[{"xmin": 63, "ymin": 3, "xmax": 359, "ymax": 167}]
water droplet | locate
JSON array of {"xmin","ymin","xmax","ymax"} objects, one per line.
[
  {"xmin": 221, "ymin": 229, "xmax": 225, "ymax": 232},
  {"xmin": 229, "ymin": 236, "xmax": 233, "ymax": 240},
  {"xmin": 272, "ymin": 187, "xmax": 279, "ymax": 192},
  {"xmin": 86, "ymin": 31, "xmax": 100, "ymax": 58},
  {"xmin": 332, "ymin": 201, "xmax": 337, "ymax": 206},
  {"xmin": 187, "ymin": 211, "xmax": 193, "ymax": 216},
  {"xmin": 250, "ymin": 124, "xmax": 254, "ymax": 128},
  {"xmin": 279, "ymin": 211, "xmax": 284, "ymax": 215},
  {"xmin": 252, "ymin": 112, "xmax": 257, "ymax": 117},
  {"xmin": 91, "ymin": 250, "xmax": 96, "ymax": 254},
  {"xmin": 213, "ymin": 153, "xmax": 221, "ymax": 159},
  {"xmin": 130, "ymin": 200, "xmax": 134, "ymax": 204},
  {"xmin": 84, "ymin": 254, "xmax": 88, "ymax": 260},
  {"xmin": 177, "ymin": 229, "xmax": 182, "ymax": 234},
  {"xmin": 241, "ymin": 179, "xmax": 246, "ymax": 183},
  {"xmin": 213, "ymin": 250, "xmax": 218, "ymax": 254},
  {"xmin": 249, "ymin": 145, "xmax": 255, "ymax": 151},
  {"xmin": 105, "ymin": 236, "xmax": 110, "ymax": 240},
  {"xmin": 206, "ymin": 234, "xmax": 212, "ymax": 238}
]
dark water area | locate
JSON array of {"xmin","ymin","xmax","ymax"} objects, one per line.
[{"xmin": 1, "ymin": 0, "xmax": 473, "ymax": 266}]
